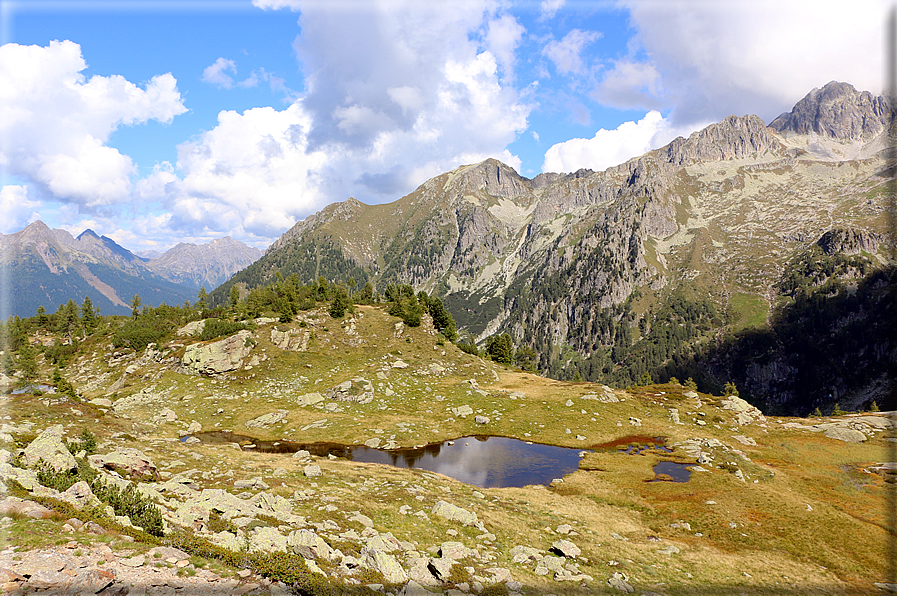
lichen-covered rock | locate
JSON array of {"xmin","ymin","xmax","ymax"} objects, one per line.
[
  {"xmin": 245, "ymin": 410, "xmax": 288, "ymax": 429},
  {"xmin": 249, "ymin": 526, "xmax": 288, "ymax": 553},
  {"xmin": 823, "ymin": 427, "xmax": 867, "ymax": 443},
  {"xmin": 270, "ymin": 328, "xmax": 310, "ymax": 352},
  {"xmin": 361, "ymin": 547, "xmax": 408, "ymax": 584},
  {"xmin": 432, "ymin": 500, "xmax": 480, "ymax": 528},
  {"xmin": 181, "ymin": 330, "xmax": 254, "ymax": 375},
  {"xmin": 88, "ymin": 448, "xmax": 158, "ymax": 479},
  {"xmin": 22, "ymin": 425, "xmax": 76, "ymax": 473},
  {"xmin": 288, "ymin": 530, "xmax": 335, "ymax": 561}
]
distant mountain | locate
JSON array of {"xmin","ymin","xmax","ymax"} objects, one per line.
[
  {"xmin": 0, "ymin": 223, "xmax": 260, "ymax": 318},
  {"xmin": 212, "ymin": 81, "xmax": 895, "ymax": 415},
  {"xmin": 145, "ymin": 238, "xmax": 262, "ymax": 290}
]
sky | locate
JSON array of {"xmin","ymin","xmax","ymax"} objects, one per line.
[{"xmin": 0, "ymin": 0, "xmax": 890, "ymax": 253}]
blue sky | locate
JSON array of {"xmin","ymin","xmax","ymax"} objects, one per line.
[{"xmin": 0, "ymin": 0, "xmax": 889, "ymax": 252}]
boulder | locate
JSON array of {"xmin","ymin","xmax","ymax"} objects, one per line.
[
  {"xmin": 550, "ymin": 539, "xmax": 581, "ymax": 558},
  {"xmin": 176, "ymin": 320, "xmax": 206, "ymax": 337},
  {"xmin": 400, "ymin": 579, "xmax": 437, "ymax": 596},
  {"xmin": 60, "ymin": 481, "xmax": 102, "ymax": 510},
  {"xmin": 245, "ymin": 410, "xmax": 289, "ymax": 429},
  {"xmin": 0, "ymin": 497, "xmax": 52, "ymax": 519},
  {"xmin": 475, "ymin": 415, "xmax": 490, "ymax": 425},
  {"xmin": 607, "ymin": 571, "xmax": 634, "ymax": 592},
  {"xmin": 361, "ymin": 547, "xmax": 408, "ymax": 584},
  {"xmin": 270, "ymin": 328, "xmax": 311, "ymax": 352},
  {"xmin": 296, "ymin": 392, "xmax": 324, "ymax": 407},
  {"xmin": 88, "ymin": 448, "xmax": 158, "ymax": 479},
  {"xmin": 721, "ymin": 396, "xmax": 766, "ymax": 425},
  {"xmin": 181, "ymin": 330, "xmax": 254, "ymax": 375},
  {"xmin": 823, "ymin": 427, "xmax": 867, "ymax": 443},
  {"xmin": 451, "ymin": 405, "xmax": 473, "ymax": 418},
  {"xmin": 427, "ymin": 557, "xmax": 455, "ymax": 581},
  {"xmin": 432, "ymin": 500, "xmax": 480, "ymax": 527},
  {"xmin": 22, "ymin": 425, "xmax": 76, "ymax": 473},
  {"xmin": 249, "ymin": 526, "xmax": 289, "ymax": 553},
  {"xmin": 304, "ymin": 464, "xmax": 322, "ymax": 478},
  {"xmin": 289, "ymin": 530, "xmax": 335, "ymax": 560}
]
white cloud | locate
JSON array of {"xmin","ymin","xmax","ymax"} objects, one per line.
[
  {"xmin": 542, "ymin": 110, "xmax": 707, "ymax": 173},
  {"xmin": 485, "ymin": 14, "xmax": 525, "ymax": 79},
  {"xmin": 621, "ymin": 0, "xmax": 888, "ymax": 124},
  {"xmin": 539, "ymin": 0, "xmax": 565, "ymax": 20},
  {"xmin": 0, "ymin": 40, "xmax": 186, "ymax": 207},
  {"xmin": 543, "ymin": 29, "xmax": 602, "ymax": 76},
  {"xmin": 152, "ymin": 0, "xmax": 529, "ymax": 242},
  {"xmin": 202, "ymin": 57, "xmax": 237, "ymax": 88},
  {"xmin": 0, "ymin": 185, "xmax": 40, "ymax": 233},
  {"xmin": 593, "ymin": 59, "xmax": 662, "ymax": 110},
  {"xmin": 202, "ymin": 57, "xmax": 263, "ymax": 90}
]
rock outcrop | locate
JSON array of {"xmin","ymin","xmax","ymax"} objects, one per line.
[{"xmin": 181, "ymin": 330, "xmax": 254, "ymax": 375}]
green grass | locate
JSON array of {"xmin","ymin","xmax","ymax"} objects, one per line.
[{"xmin": 728, "ymin": 292, "xmax": 769, "ymax": 330}]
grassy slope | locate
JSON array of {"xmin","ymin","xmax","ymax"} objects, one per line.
[{"xmin": 4, "ymin": 305, "xmax": 892, "ymax": 594}]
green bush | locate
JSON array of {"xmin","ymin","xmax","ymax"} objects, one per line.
[
  {"xmin": 65, "ymin": 429, "xmax": 98, "ymax": 455},
  {"xmin": 199, "ymin": 318, "xmax": 248, "ymax": 341}
]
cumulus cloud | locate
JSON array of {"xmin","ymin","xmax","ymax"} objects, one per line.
[
  {"xmin": 485, "ymin": 14, "xmax": 525, "ymax": 79},
  {"xmin": 147, "ymin": 0, "xmax": 529, "ymax": 241},
  {"xmin": 621, "ymin": 0, "xmax": 888, "ymax": 125},
  {"xmin": 0, "ymin": 40, "xmax": 186, "ymax": 207},
  {"xmin": 543, "ymin": 29, "xmax": 602, "ymax": 76},
  {"xmin": 0, "ymin": 185, "xmax": 41, "ymax": 233},
  {"xmin": 542, "ymin": 110, "xmax": 707, "ymax": 173}
]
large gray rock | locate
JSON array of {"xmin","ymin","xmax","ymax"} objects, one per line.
[
  {"xmin": 60, "ymin": 481, "xmax": 102, "ymax": 510},
  {"xmin": 22, "ymin": 425, "xmax": 76, "ymax": 473},
  {"xmin": 432, "ymin": 500, "xmax": 481, "ymax": 528},
  {"xmin": 181, "ymin": 330, "xmax": 254, "ymax": 375},
  {"xmin": 361, "ymin": 547, "xmax": 408, "ymax": 584},
  {"xmin": 607, "ymin": 571, "xmax": 634, "ymax": 592},
  {"xmin": 288, "ymin": 530, "xmax": 335, "ymax": 561},
  {"xmin": 427, "ymin": 557, "xmax": 455, "ymax": 581},
  {"xmin": 88, "ymin": 448, "xmax": 158, "ymax": 479},
  {"xmin": 0, "ymin": 497, "xmax": 52, "ymax": 519},
  {"xmin": 270, "ymin": 328, "xmax": 310, "ymax": 352},
  {"xmin": 245, "ymin": 410, "xmax": 289, "ymax": 429},
  {"xmin": 550, "ymin": 539, "xmax": 581, "ymax": 558},
  {"xmin": 249, "ymin": 526, "xmax": 289, "ymax": 553},
  {"xmin": 823, "ymin": 427, "xmax": 867, "ymax": 443}
]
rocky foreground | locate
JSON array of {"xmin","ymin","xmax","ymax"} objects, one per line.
[{"xmin": 1, "ymin": 307, "xmax": 895, "ymax": 594}]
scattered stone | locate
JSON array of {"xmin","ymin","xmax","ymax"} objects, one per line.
[
  {"xmin": 392, "ymin": 360, "xmax": 409, "ymax": 369},
  {"xmin": 656, "ymin": 545, "xmax": 680, "ymax": 556},
  {"xmin": 304, "ymin": 464, "xmax": 322, "ymax": 478},
  {"xmin": 732, "ymin": 435, "xmax": 757, "ymax": 446},
  {"xmin": 153, "ymin": 407, "xmax": 178, "ymax": 424},
  {"xmin": 451, "ymin": 405, "xmax": 474, "ymax": 418},
  {"xmin": 364, "ymin": 438, "xmax": 382, "ymax": 448},
  {"xmin": 607, "ymin": 571, "xmax": 633, "ymax": 592},
  {"xmin": 475, "ymin": 415, "xmax": 490, "ymax": 425}
]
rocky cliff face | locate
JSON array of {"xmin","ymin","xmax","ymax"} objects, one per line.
[{"xmin": 216, "ymin": 82, "xmax": 894, "ymax": 413}]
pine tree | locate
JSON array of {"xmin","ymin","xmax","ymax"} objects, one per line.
[
  {"xmin": 485, "ymin": 333, "xmax": 514, "ymax": 364},
  {"xmin": 196, "ymin": 286, "xmax": 208, "ymax": 311},
  {"xmin": 130, "ymin": 295, "xmax": 142, "ymax": 319},
  {"xmin": 81, "ymin": 296, "xmax": 97, "ymax": 332}
]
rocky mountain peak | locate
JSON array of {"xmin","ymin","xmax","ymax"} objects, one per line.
[
  {"xmin": 661, "ymin": 114, "xmax": 785, "ymax": 166},
  {"xmin": 768, "ymin": 81, "xmax": 892, "ymax": 141},
  {"xmin": 450, "ymin": 158, "xmax": 532, "ymax": 200}
]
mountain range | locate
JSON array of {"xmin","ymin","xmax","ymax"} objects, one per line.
[
  {"xmin": 211, "ymin": 81, "xmax": 895, "ymax": 415},
  {"xmin": 0, "ymin": 222, "xmax": 261, "ymax": 317}
]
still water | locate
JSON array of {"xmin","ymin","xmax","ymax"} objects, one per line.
[{"xmin": 193, "ymin": 432, "xmax": 586, "ymax": 488}]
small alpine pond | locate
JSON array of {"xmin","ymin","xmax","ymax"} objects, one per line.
[{"xmin": 191, "ymin": 432, "xmax": 588, "ymax": 488}]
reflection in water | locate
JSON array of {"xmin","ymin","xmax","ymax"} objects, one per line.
[{"xmin": 193, "ymin": 432, "xmax": 585, "ymax": 488}]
